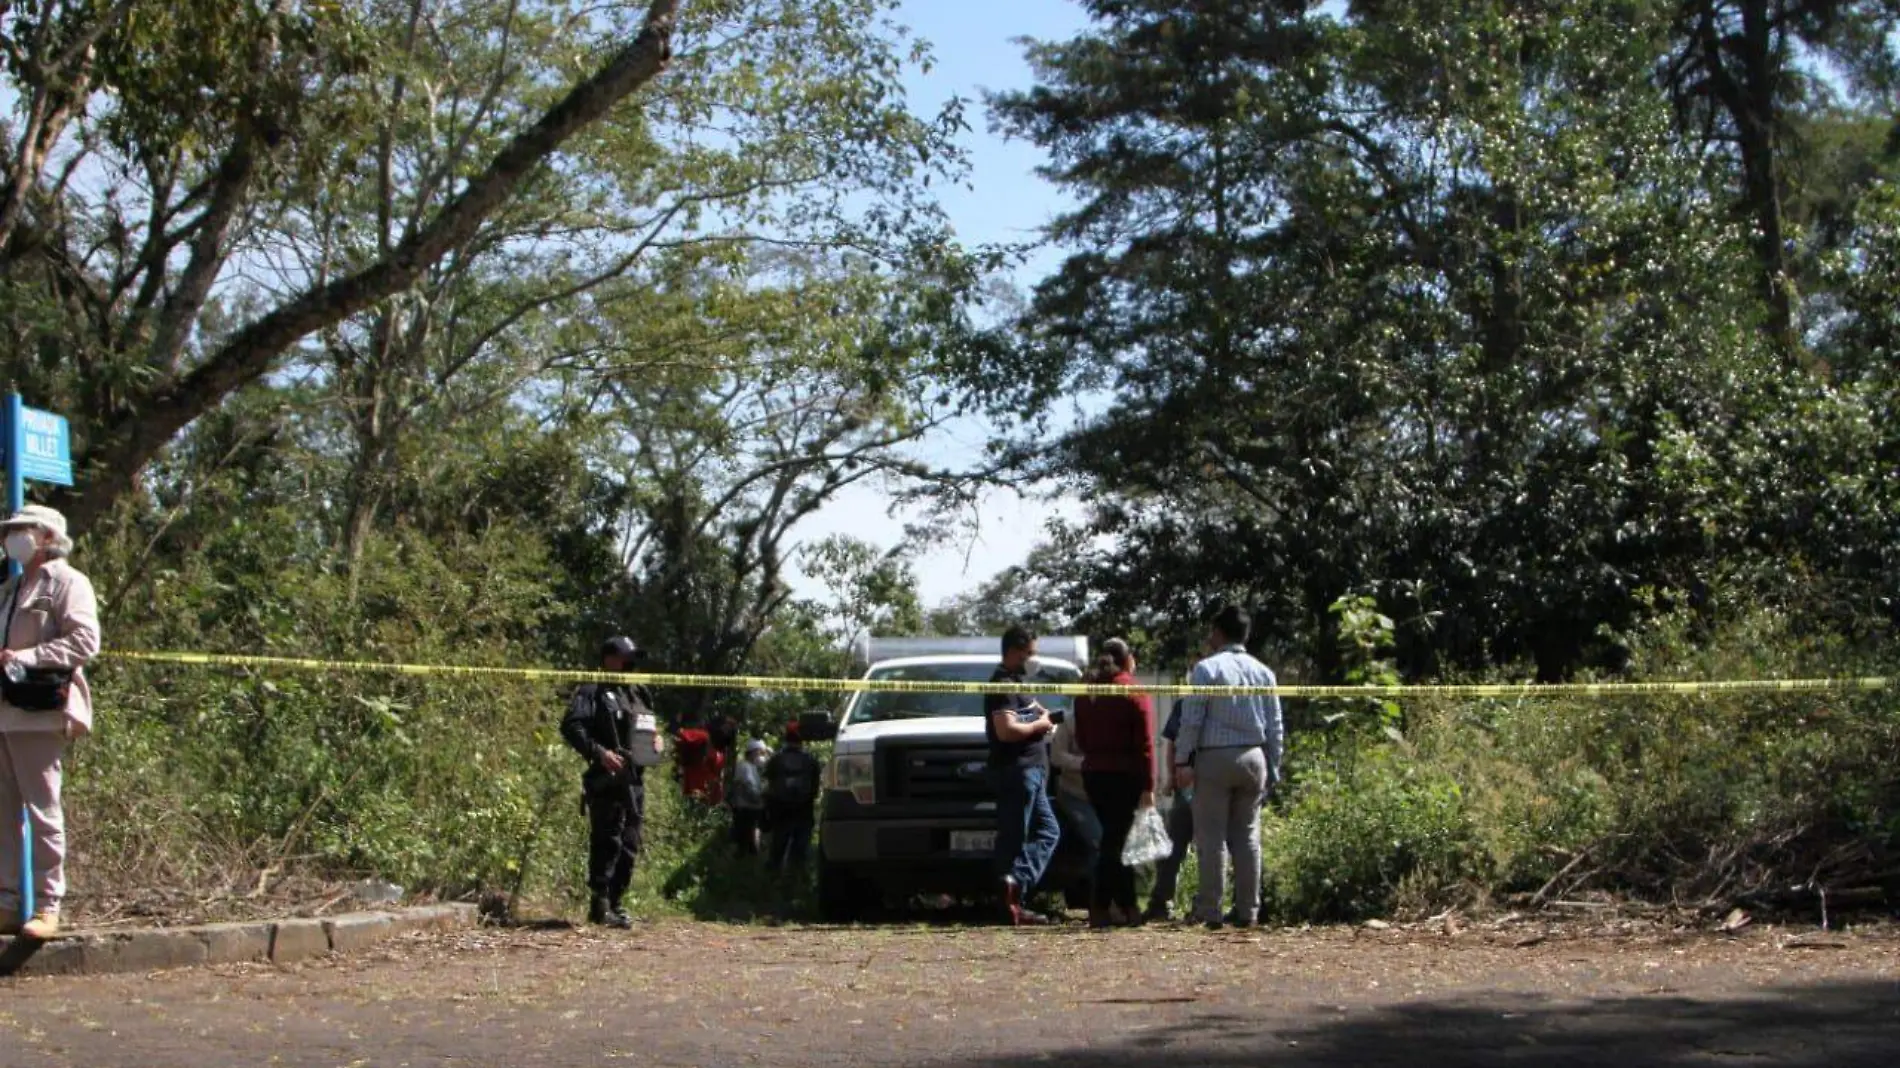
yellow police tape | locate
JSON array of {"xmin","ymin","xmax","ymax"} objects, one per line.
[{"xmin": 100, "ymin": 650, "xmax": 1892, "ymax": 700}]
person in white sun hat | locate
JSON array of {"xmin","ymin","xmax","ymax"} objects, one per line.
[{"xmin": 0, "ymin": 504, "xmax": 100, "ymax": 941}]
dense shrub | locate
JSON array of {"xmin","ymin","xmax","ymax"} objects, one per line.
[
  {"xmin": 1260, "ymin": 744, "xmax": 1481, "ymax": 922},
  {"xmin": 1257, "ymin": 608, "xmax": 1900, "ymax": 923},
  {"xmin": 56, "ymin": 511, "xmax": 1900, "ymax": 928}
]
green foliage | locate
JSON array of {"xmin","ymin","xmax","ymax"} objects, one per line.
[
  {"xmin": 19, "ymin": 0, "xmax": 1900, "ymax": 930},
  {"xmin": 67, "ymin": 506, "xmax": 587, "ymax": 895},
  {"xmin": 1658, "ymin": 0, "xmax": 1900, "ymax": 350},
  {"xmin": 639, "ymin": 790, "xmax": 818, "ymax": 921},
  {"xmin": 71, "ymin": 493, "xmax": 831, "ymax": 915},
  {"xmin": 967, "ymin": 0, "xmax": 1900, "ymax": 688},
  {"xmin": 1326, "ymin": 594, "xmax": 1402, "ymax": 733},
  {"xmin": 1259, "ymin": 606, "xmax": 1900, "ymax": 922},
  {"xmin": 1261, "ymin": 746, "xmax": 1480, "ymax": 922},
  {"xmin": 3, "ymin": 0, "xmax": 989, "ymax": 915},
  {"xmin": 803, "ymin": 535, "xmax": 927, "ymax": 644}
]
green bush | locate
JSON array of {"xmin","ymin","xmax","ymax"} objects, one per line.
[
  {"xmin": 1253, "ymin": 605, "xmax": 1900, "ymax": 923},
  {"xmin": 1260, "ymin": 741, "xmax": 1482, "ymax": 921},
  {"xmin": 1414, "ymin": 696, "xmax": 1613, "ymax": 893},
  {"xmin": 64, "ymin": 516, "xmax": 630, "ymax": 914}
]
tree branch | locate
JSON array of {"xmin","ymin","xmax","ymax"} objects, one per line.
[
  {"xmin": 67, "ymin": 0, "xmax": 684, "ymax": 528},
  {"xmin": 145, "ymin": 126, "xmax": 261, "ymax": 372}
]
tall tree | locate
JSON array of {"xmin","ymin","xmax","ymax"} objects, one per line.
[
  {"xmin": 982, "ymin": 0, "xmax": 1808, "ymax": 679},
  {"xmin": 1658, "ymin": 0, "xmax": 1900, "ymax": 358},
  {"xmin": 269, "ymin": 0, "xmax": 967, "ymax": 573},
  {"xmin": 1, "ymin": 0, "xmax": 684, "ymax": 528},
  {"xmin": 803, "ymin": 535, "xmax": 926, "ymax": 645},
  {"xmin": 596, "ymin": 243, "xmax": 983, "ymax": 710}
]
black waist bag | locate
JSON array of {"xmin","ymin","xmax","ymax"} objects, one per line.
[
  {"xmin": 3, "ymin": 667, "xmax": 72, "ymax": 711},
  {"xmin": 3, "ymin": 575, "xmax": 74, "ymax": 711}
]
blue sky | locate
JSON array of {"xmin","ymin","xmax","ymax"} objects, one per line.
[{"xmin": 783, "ymin": 0, "xmax": 1093, "ymax": 608}]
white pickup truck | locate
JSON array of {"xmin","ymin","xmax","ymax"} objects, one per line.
[{"xmin": 814, "ymin": 636, "xmax": 1095, "ymax": 922}]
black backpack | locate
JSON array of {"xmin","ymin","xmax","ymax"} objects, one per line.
[{"xmin": 765, "ymin": 750, "xmax": 820, "ymax": 807}]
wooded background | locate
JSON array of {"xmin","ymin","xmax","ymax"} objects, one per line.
[{"xmin": 3, "ymin": 0, "xmax": 1896, "ymax": 919}]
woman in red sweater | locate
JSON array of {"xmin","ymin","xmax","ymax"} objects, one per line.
[{"xmin": 1073, "ymin": 637, "xmax": 1156, "ymax": 927}]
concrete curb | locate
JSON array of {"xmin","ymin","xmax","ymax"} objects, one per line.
[{"xmin": 0, "ymin": 903, "xmax": 479, "ymax": 979}]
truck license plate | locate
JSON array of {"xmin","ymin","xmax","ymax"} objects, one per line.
[{"xmin": 950, "ymin": 831, "xmax": 995, "ymax": 854}]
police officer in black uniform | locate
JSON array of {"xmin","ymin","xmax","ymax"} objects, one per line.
[{"xmin": 560, "ymin": 636, "xmax": 661, "ymax": 928}]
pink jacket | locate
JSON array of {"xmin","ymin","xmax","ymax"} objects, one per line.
[{"xmin": 0, "ymin": 559, "xmax": 100, "ymax": 736}]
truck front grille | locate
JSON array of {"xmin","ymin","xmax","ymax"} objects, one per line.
[{"xmin": 881, "ymin": 744, "xmax": 993, "ymax": 802}]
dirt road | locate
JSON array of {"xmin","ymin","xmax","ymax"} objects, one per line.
[{"xmin": 1, "ymin": 920, "xmax": 1896, "ymax": 1067}]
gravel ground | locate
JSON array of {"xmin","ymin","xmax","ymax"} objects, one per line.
[{"xmin": 0, "ymin": 918, "xmax": 1896, "ymax": 1067}]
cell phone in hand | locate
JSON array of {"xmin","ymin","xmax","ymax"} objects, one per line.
[{"xmin": 1046, "ymin": 708, "xmax": 1067, "ymax": 725}]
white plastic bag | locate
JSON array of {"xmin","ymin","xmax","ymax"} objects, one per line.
[{"xmin": 1122, "ymin": 805, "xmax": 1173, "ymax": 868}]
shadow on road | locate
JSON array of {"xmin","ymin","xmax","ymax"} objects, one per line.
[
  {"xmin": 0, "ymin": 933, "xmax": 44, "ymax": 977},
  {"xmin": 943, "ymin": 980, "xmax": 1900, "ymax": 1068}
]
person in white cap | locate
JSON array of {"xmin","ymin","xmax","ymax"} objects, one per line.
[
  {"xmin": 729, "ymin": 738, "xmax": 768, "ymax": 855},
  {"xmin": 0, "ymin": 504, "xmax": 99, "ymax": 941}
]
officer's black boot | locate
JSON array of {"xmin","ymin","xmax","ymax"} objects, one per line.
[
  {"xmin": 606, "ymin": 882, "xmax": 634, "ymax": 928},
  {"xmin": 590, "ymin": 894, "xmax": 631, "ymax": 929}
]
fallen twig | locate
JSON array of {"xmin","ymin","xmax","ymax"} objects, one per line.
[{"xmin": 1532, "ymin": 848, "xmax": 1594, "ymax": 908}]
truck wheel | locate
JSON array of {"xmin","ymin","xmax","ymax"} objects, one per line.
[{"xmin": 819, "ymin": 863, "xmax": 872, "ymax": 924}]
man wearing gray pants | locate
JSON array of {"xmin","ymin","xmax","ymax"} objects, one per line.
[{"xmin": 1173, "ymin": 606, "xmax": 1284, "ymax": 929}]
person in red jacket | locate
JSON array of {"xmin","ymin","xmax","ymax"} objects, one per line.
[
  {"xmin": 1073, "ymin": 637, "xmax": 1156, "ymax": 928},
  {"xmin": 674, "ymin": 715, "xmax": 726, "ymax": 807}
]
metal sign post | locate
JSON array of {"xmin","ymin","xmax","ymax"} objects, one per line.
[
  {"xmin": 2, "ymin": 392, "xmax": 73, "ymax": 928},
  {"xmin": 4, "ymin": 393, "xmax": 27, "ymax": 923}
]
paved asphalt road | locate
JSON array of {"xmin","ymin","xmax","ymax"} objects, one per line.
[{"xmin": 0, "ymin": 921, "xmax": 1895, "ymax": 1067}]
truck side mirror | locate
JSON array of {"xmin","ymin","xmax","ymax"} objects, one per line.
[{"xmin": 797, "ymin": 709, "xmax": 838, "ymax": 742}]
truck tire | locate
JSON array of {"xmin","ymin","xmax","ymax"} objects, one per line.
[{"xmin": 819, "ymin": 862, "xmax": 873, "ymax": 924}]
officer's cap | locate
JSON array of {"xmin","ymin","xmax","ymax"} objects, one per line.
[{"xmin": 600, "ymin": 636, "xmax": 642, "ymax": 661}]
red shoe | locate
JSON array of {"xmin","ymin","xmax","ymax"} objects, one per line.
[
  {"xmin": 1001, "ymin": 877, "xmax": 1048, "ymax": 926},
  {"xmin": 1000, "ymin": 876, "xmax": 1022, "ymax": 919}
]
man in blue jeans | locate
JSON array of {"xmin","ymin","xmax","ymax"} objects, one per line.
[{"xmin": 986, "ymin": 624, "xmax": 1060, "ymax": 926}]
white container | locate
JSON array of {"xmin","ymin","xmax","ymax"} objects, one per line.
[
  {"xmin": 628, "ymin": 713, "xmax": 663, "ymax": 767},
  {"xmin": 352, "ymin": 879, "xmax": 403, "ymax": 906}
]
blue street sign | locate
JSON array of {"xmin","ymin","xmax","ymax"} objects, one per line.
[{"xmin": 14, "ymin": 404, "xmax": 72, "ymax": 487}]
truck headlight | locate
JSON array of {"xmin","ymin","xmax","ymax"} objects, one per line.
[{"xmin": 828, "ymin": 753, "xmax": 875, "ymax": 805}]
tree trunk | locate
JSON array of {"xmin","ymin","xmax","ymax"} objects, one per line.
[
  {"xmin": 0, "ymin": 1, "xmax": 122, "ymax": 260},
  {"xmin": 1686, "ymin": 0, "xmax": 1796, "ymax": 360},
  {"xmin": 341, "ymin": 412, "xmax": 394, "ymax": 582},
  {"xmin": 0, "ymin": 90, "xmax": 73, "ymax": 263},
  {"xmin": 1734, "ymin": 0, "xmax": 1796, "ymax": 358}
]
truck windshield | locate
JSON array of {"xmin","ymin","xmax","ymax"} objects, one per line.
[{"xmin": 847, "ymin": 662, "xmax": 1083, "ymax": 724}]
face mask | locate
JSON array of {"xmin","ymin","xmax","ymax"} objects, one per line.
[
  {"xmin": 4, "ymin": 533, "xmax": 38, "ymax": 563},
  {"xmin": 1024, "ymin": 656, "xmax": 1044, "ymax": 677}
]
